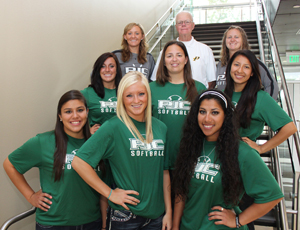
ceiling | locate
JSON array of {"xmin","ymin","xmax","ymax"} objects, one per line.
[{"xmin": 272, "ymin": 0, "xmax": 300, "ymax": 72}]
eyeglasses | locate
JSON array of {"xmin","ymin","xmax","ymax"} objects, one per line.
[{"xmin": 176, "ymin": 20, "xmax": 193, "ymax": 26}]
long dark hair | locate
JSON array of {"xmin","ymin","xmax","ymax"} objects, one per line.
[
  {"xmin": 156, "ymin": 40, "xmax": 198, "ymax": 103},
  {"xmin": 224, "ymin": 50, "xmax": 261, "ymax": 128},
  {"xmin": 172, "ymin": 89, "xmax": 243, "ymax": 205},
  {"xmin": 90, "ymin": 52, "xmax": 122, "ymax": 98},
  {"xmin": 53, "ymin": 90, "xmax": 91, "ymax": 182}
]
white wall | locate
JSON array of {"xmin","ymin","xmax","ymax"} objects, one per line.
[{"xmin": 0, "ymin": 0, "xmax": 175, "ymax": 229}]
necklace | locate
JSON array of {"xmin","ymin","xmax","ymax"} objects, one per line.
[{"xmin": 202, "ymin": 141, "xmax": 216, "ymax": 163}]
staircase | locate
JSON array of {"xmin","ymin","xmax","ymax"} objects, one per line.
[{"xmin": 192, "ymin": 21, "xmax": 260, "ymax": 63}]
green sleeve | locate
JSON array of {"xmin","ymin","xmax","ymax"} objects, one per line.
[
  {"xmin": 8, "ymin": 135, "xmax": 43, "ymax": 174},
  {"xmin": 257, "ymin": 92, "xmax": 292, "ymax": 131},
  {"xmin": 196, "ymin": 81, "xmax": 207, "ymax": 93},
  {"xmin": 239, "ymin": 142, "xmax": 283, "ymax": 203},
  {"xmin": 76, "ymin": 120, "xmax": 114, "ymax": 168}
]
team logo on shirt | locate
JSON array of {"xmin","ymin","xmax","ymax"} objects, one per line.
[
  {"xmin": 216, "ymin": 71, "xmax": 226, "ymax": 86},
  {"xmin": 125, "ymin": 64, "xmax": 149, "ymax": 77},
  {"xmin": 63, "ymin": 149, "xmax": 78, "ymax": 170},
  {"xmin": 193, "ymin": 156, "xmax": 220, "ymax": 183},
  {"xmin": 63, "ymin": 149, "xmax": 101, "ymax": 172},
  {"xmin": 193, "ymin": 56, "xmax": 200, "ymax": 61},
  {"xmin": 129, "ymin": 138, "xmax": 164, "ymax": 157},
  {"xmin": 99, "ymin": 97, "xmax": 117, "ymax": 113},
  {"xmin": 157, "ymin": 95, "xmax": 190, "ymax": 115}
]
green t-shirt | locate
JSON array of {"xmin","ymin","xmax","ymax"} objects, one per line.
[
  {"xmin": 8, "ymin": 131, "xmax": 102, "ymax": 226},
  {"xmin": 81, "ymin": 86, "xmax": 117, "ymax": 126},
  {"xmin": 150, "ymin": 81, "xmax": 206, "ymax": 169},
  {"xmin": 180, "ymin": 140, "xmax": 283, "ymax": 230},
  {"xmin": 76, "ymin": 116, "xmax": 168, "ymax": 219},
  {"xmin": 232, "ymin": 90, "xmax": 292, "ymax": 141}
]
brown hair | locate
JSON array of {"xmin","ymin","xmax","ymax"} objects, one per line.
[
  {"xmin": 121, "ymin": 23, "xmax": 148, "ymax": 64},
  {"xmin": 220, "ymin": 25, "xmax": 250, "ymax": 66},
  {"xmin": 156, "ymin": 40, "xmax": 198, "ymax": 103}
]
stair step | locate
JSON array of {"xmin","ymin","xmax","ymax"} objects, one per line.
[{"xmin": 254, "ymin": 209, "xmax": 277, "ymax": 227}]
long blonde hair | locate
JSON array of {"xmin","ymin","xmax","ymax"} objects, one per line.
[
  {"xmin": 121, "ymin": 23, "xmax": 149, "ymax": 64},
  {"xmin": 220, "ymin": 25, "xmax": 250, "ymax": 66},
  {"xmin": 117, "ymin": 71, "xmax": 153, "ymax": 143}
]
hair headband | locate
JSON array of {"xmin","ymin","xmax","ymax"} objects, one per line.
[{"xmin": 199, "ymin": 91, "xmax": 228, "ymax": 108}]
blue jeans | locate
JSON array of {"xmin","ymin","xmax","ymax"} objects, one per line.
[
  {"xmin": 109, "ymin": 209, "xmax": 163, "ymax": 230},
  {"xmin": 36, "ymin": 218, "xmax": 102, "ymax": 230}
]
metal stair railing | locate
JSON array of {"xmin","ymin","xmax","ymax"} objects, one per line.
[
  {"xmin": 256, "ymin": 0, "xmax": 300, "ymax": 229},
  {"xmin": 145, "ymin": 0, "xmax": 187, "ymax": 58},
  {"xmin": 0, "ymin": 207, "xmax": 36, "ymax": 230}
]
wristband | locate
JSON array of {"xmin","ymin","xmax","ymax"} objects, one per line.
[
  {"xmin": 236, "ymin": 215, "xmax": 242, "ymax": 228},
  {"xmin": 107, "ymin": 189, "xmax": 112, "ymax": 200}
]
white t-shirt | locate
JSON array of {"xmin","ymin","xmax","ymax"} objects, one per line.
[{"xmin": 150, "ymin": 37, "xmax": 216, "ymax": 88}]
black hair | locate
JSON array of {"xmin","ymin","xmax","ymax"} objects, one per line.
[
  {"xmin": 53, "ymin": 90, "xmax": 91, "ymax": 181},
  {"xmin": 90, "ymin": 52, "xmax": 122, "ymax": 98},
  {"xmin": 224, "ymin": 50, "xmax": 261, "ymax": 128},
  {"xmin": 172, "ymin": 89, "xmax": 243, "ymax": 205}
]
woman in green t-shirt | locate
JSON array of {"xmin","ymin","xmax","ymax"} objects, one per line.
[
  {"xmin": 73, "ymin": 71, "xmax": 172, "ymax": 230},
  {"xmin": 150, "ymin": 40, "xmax": 206, "ymax": 170},
  {"xmin": 224, "ymin": 50, "xmax": 296, "ymax": 156},
  {"xmin": 224, "ymin": 49, "xmax": 297, "ymax": 230},
  {"xmin": 3, "ymin": 90, "xmax": 107, "ymax": 229},
  {"xmin": 172, "ymin": 89, "xmax": 283, "ymax": 230},
  {"xmin": 81, "ymin": 52, "xmax": 122, "ymax": 134}
]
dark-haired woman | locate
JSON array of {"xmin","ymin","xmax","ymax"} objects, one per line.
[
  {"xmin": 3, "ymin": 90, "xmax": 106, "ymax": 230},
  {"xmin": 172, "ymin": 89, "xmax": 283, "ymax": 230},
  {"xmin": 216, "ymin": 25, "xmax": 278, "ymax": 100},
  {"xmin": 81, "ymin": 52, "xmax": 122, "ymax": 134},
  {"xmin": 224, "ymin": 50, "xmax": 296, "ymax": 229},
  {"xmin": 112, "ymin": 23, "xmax": 155, "ymax": 81},
  {"xmin": 150, "ymin": 40, "xmax": 206, "ymax": 170},
  {"xmin": 224, "ymin": 50, "xmax": 296, "ymax": 154}
]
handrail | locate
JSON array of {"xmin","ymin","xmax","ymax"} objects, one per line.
[
  {"xmin": 0, "ymin": 207, "xmax": 36, "ymax": 230},
  {"xmin": 273, "ymin": 139, "xmax": 289, "ymax": 229},
  {"xmin": 260, "ymin": 0, "xmax": 300, "ymax": 161},
  {"xmin": 145, "ymin": 0, "xmax": 183, "ymax": 42},
  {"xmin": 148, "ymin": 3, "xmax": 187, "ymax": 53},
  {"xmin": 254, "ymin": 0, "xmax": 265, "ymax": 64}
]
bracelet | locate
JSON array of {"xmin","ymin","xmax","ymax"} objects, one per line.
[
  {"xmin": 107, "ymin": 189, "xmax": 113, "ymax": 200},
  {"xmin": 236, "ymin": 215, "xmax": 242, "ymax": 228}
]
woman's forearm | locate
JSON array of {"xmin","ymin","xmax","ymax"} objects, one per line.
[
  {"xmin": 173, "ymin": 196, "xmax": 185, "ymax": 229},
  {"xmin": 72, "ymin": 156, "xmax": 111, "ymax": 197},
  {"xmin": 3, "ymin": 157, "xmax": 35, "ymax": 201}
]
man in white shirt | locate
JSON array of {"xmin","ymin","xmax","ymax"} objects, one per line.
[{"xmin": 150, "ymin": 11, "xmax": 216, "ymax": 88}]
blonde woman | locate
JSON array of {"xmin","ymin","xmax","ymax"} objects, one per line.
[
  {"xmin": 72, "ymin": 71, "xmax": 172, "ymax": 230},
  {"xmin": 112, "ymin": 23, "xmax": 155, "ymax": 81}
]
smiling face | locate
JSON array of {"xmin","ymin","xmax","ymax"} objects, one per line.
[
  {"xmin": 100, "ymin": 57, "xmax": 117, "ymax": 89},
  {"xmin": 226, "ymin": 29, "xmax": 243, "ymax": 55},
  {"xmin": 59, "ymin": 99, "xmax": 88, "ymax": 139},
  {"xmin": 123, "ymin": 81, "xmax": 148, "ymax": 122},
  {"xmin": 230, "ymin": 55, "xmax": 253, "ymax": 92},
  {"xmin": 175, "ymin": 12, "xmax": 195, "ymax": 38},
  {"xmin": 164, "ymin": 44, "xmax": 188, "ymax": 77},
  {"xmin": 123, "ymin": 25, "xmax": 144, "ymax": 51},
  {"xmin": 198, "ymin": 99, "xmax": 225, "ymax": 142}
]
